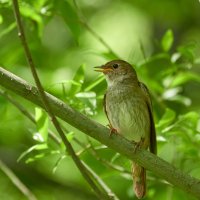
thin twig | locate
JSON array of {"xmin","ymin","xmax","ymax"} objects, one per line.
[
  {"xmin": 0, "ymin": 159, "xmax": 37, "ymax": 200},
  {"xmin": 81, "ymin": 161, "xmax": 120, "ymax": 200},
  {"xmin": 11, "ymin": 1, "xmax": 111, "ymax": 199},
  {"xmin": 74, "ymin": 137, "xmax": 131, "ymax": 175},
  {"xmin": 73, "ymin": 0, "xmax": 119, "ymax": 59},
  {"xmin": 0, "ymin": 89, "xmax": 61, "ymax": 145},
  {"xmin": 0, "ymin": 89, "xmax": 35, "ymax": 122},
  {"xmin": 139, "ymin": 39, "xmax": 147, "ymax": 62},
  {"xmin": 89, "ymin": 141, "xmax": 131, "ymax": 175}
]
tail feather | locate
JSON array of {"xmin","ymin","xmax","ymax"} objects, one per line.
[{"xmin": 132, "ymin": 162, "xmax": 146, "ymax": 199}]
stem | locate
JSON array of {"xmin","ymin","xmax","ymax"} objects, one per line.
[{"xmin": 0, "ymin": 159, "xmax": 37, "ymax": 200}]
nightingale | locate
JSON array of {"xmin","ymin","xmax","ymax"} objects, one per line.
[{"xmin": 95, "ymin": 60, "xmax": 157, "ymax": 199}]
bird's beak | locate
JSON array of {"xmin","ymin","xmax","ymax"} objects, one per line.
[{"xmin": 94, "ymin": 65, "xmax": 113, "ymax": 73}]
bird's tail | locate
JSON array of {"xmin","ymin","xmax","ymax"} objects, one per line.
[{"xmin": 132, "ymin": 162, "xmax": 146, "ymax": 199}]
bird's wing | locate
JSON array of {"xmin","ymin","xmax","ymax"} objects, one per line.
[
  {"xmin": 103, "ymin": 93, "xmax": 111, "ymax": 125},
  {"xmin": 139, "ymin": 82, "xmax": 157, "ymax": 155}
]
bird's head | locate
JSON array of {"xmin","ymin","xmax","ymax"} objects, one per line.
[{"xmin": 94, "ymin": 60, "xmax": 138, "ymax": 87}]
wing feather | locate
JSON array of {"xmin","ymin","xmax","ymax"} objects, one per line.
[
  {"xmin": 103, "ymin": 93, "xmax": 112, "ymax": 125},
  {"xmin": 139, "ymin": 82, "xmax": 157, "ymax": 155}
]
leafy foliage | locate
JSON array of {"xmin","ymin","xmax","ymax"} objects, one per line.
[{"xmin": 0, "ymin": 0, "xmax": 200, "ymax": 200}]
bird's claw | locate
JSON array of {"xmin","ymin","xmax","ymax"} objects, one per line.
[
  {"xmin": 131, "ymin": 138, "xmax": 144, "ymax": 153},
  {"xmin": 107, "ymin": 124, "xmax": 118, "ymax": 137}
]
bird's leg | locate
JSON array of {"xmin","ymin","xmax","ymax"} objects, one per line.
[{"xmin": 107, "ymin": 124, "xmax": 118, "ymax": 137}]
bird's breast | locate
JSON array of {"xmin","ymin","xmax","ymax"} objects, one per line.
[{"xmin": 106, "ymin": 86, "xmax": 150, "ymax": 142}]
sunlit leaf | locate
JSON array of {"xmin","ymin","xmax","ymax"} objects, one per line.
[
  {"xmin": 170, "ymin": 72, "xmax": 200, "ymax": 87},
  {"xmin": 0, "ymin": 15, "xmax": 3, "ymax": 24},
  {"xmin": 195, "ymin": 57, "xmax": 200, "ymax": 64},
  {"xmin": 66, "ymin": 131, "xmax": 74, "ymax": 142},
  {"xmin": 171, "ymin": 52, "xmax": 181, "ymax": 63},
  {"xmin": 168, "ymin": 95, "xmax": 191, "ymax": 106},
  {"xmin": 161, "ymin": 29, "xmax": 174, "ymax": 52},
  {"xmin": 0, "ymin": 0, "xmax": 11, "ymax": 6},
  {"xmin": 162, "ymin": 87, "xmax": 182, "ymax": 99},
  {"xmin": 34, "ymin": 107, "xmax": 49, "ymax": 142}
]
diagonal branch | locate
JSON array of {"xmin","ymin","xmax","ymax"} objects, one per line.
[{"xmin": 0, "ymin": 67, "xmax": 200, "ymax": 199}]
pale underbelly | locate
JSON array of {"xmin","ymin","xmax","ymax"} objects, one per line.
[{"xmin": 106, "ymin": 99, "xmax": 150, "ymax": 142}]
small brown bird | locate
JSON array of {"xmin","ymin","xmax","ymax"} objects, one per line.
[{"xmin": 95, "ymin": 60, "xmax": 157, "ymax": 199}]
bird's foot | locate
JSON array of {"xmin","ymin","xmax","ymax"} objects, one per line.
[
  {"xmin": 131, "ymin": 138, "xmax": 144, "ymax": 153},
  {"xmin": 107, "ymin": 124, "xmax": 118, "ymax": 137}
]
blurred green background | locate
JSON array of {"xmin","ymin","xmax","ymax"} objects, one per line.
[{"xmin": 0, "ymin": 0, "xmax": 200, "ymax": 199}]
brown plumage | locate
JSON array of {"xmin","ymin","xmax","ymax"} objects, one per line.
[{"xmin": 95, "ymin": 60, "xmax": 157, "ymax": 199}]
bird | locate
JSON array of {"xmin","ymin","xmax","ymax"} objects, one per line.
[{"xmin": 94, "ymin": 60, "xmax": 157, "ymax": 199}]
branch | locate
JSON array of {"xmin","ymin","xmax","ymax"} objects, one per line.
[
  {"xmin": 11, "ymin": 0, "xmax": 113, "ymax": 199},
  {"xmin": 1, "ymin": 67, "xmax": 200, "ymax": 198},
  {"xmin": 0, "ymin": 159, "xmax": 37, "ymax": 200}
]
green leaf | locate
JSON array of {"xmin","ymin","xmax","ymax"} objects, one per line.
[
  {"xmin": 20, "ymin": 2, "xmax": 43, "ymax": 37},
  {"xmin": 168, "ymin": 95, "xmax": 191, "ymax": 106},
  {"xmin": 156, "ymin": 108, "xmax": 176, "ymax": 130},
  {"xmin": 69, "ymin": 64, "xmax": 85, "ymax": 97},
  {"xmin": 161, "ymin": 29, "xmax": 174, "ymax": 52},
  {"xmin": 66, "ymin": 131, "xmax": 74, "ymax": 142},
  {"xmin": 75, "ymin": 91, "xmax": 97, "ymax": 109},
  {"xmin": 100, "ymin": 51, "xmax": 118, "ymax": 60},
  {"xmin": 60, "ymin": 131, "xmax": 74, "ymax": 150},
  {"xmin": 170, "ymin": 72, "xmax": 200, "ymax": 87},
  {"xmin": 17, "ymin": 143, "xmax": 48, "ymax": 162},
  {"xmin": 0, "ymin": 0, "xmax": 11, "ymax": 6},
  {"xmin": 34, "ymin": 107, "xmax": 49, "ymax": 142},
  {"xmin": 0, "ymin": 22, "xmax": 16, "ymax": 38},
  {"xmin": 25, "ymin": 150, "xmax": 59, "ymax": 164},
  {"xmin": 178, "ymin": 112, "xmax": 199, "ymax": 130},
  {"xmin": 0, "ymin": 15, "xmax": 3, "ymax": 24},
  {"xmin": 85, "ymin": 75, "xmax": 105, "ymax": 91},
  {"xmin": 140, "ymin": 53, "xmax": 172, "ymax": 80},
  {"xmin": 57, "ymin": 0, "xmax": 82, "ymax": 42},
  {"xmin": 53, "ymin": 155, "xmax": 66, "ymax": 173},
  {"xmin": 178, "ymin": 43, "xmax": 196, "ymax": 63},
  {"xmin": 162, "ymin": 87, "xmax": 182, "ymax": 99}
]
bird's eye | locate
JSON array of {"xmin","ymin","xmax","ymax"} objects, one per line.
[{"xmin": 113, "ymin": 63, "xmax": 119, "ymax": 69}]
